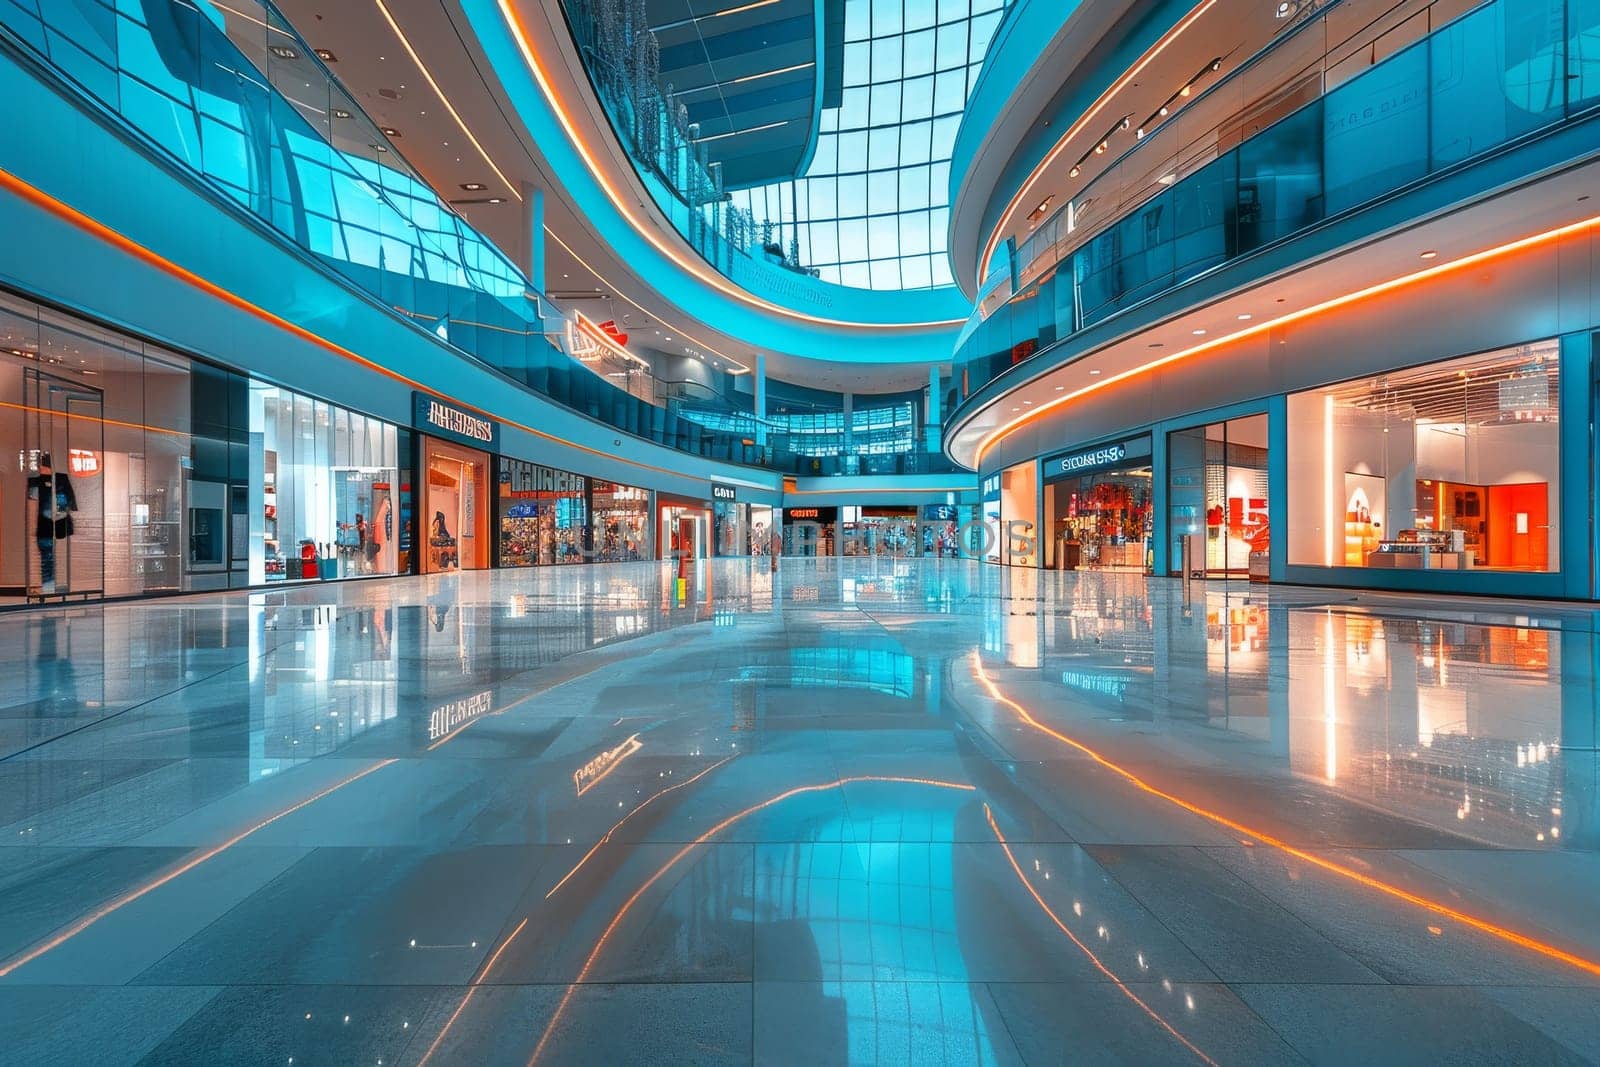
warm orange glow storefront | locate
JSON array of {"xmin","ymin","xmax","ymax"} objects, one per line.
[{"xmin": 415, "ymin": 394, "xmax": 495, "ymax": 574}]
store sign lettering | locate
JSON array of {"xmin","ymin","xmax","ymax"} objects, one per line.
[
  {"xmin": 414, "ymin": 392, "xmax": 499, "ymax": 449},
  {"xmin": 787, "ymin": 508, "xmax": 820, "ymax": 519},
  {"xmin": 504, "ymin": 460, "xmax": 585, "ymax": 494},
  {"xmin": 1058, "ymin": 444, "xmax": 1126, "ymax": 474},
  {"xmin": 428, "ymin": 690, "xmax": 494, "ymax": 742},
  {"xmin": 981, "ymin": 474, "xmax": 1001, "ymax": 499},
  {"xmin": 711, "ymin": 481, "xmax": 738, "ymax": 502}
]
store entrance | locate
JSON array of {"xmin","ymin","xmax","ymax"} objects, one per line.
[
  {"xmin": 18, "ymin": 369, "xmax": 105, "ymax": 599},
  {"xmin": 1047, "ymin": 467, "xmax": 1153, "ymax": 572},
  {"xmin": 659, "ymin": 504, "xmax": 708, "ymax": 560},
  {"xmin": 422, "ymin": 437, "xmax": 489, "ymax": 573}
]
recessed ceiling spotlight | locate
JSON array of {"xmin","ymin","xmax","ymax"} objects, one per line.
[
  {"xmin": 1180, "ymin": 85, "xmax": 1192, "ymax": 97},
  {"xmin": 1192, "ymin": 328, "xmax": 1206, "ymax": 336},
  {"xmin": 269, "ymin": 45, "xmax": 298, "ymax": 60},
  {"xmin": 332, "ymin": 108, "xmax": 351, "ymax": 119},
  {"xmin": 1089, "ymin": 369, "xmax": 1102, "ymax": 376},
  {"xmin": 1011, "ymin": 406, "xmax": 1020, "ymax": 412},
  {"xmin": 314, "ymin": 49, "xmax": 337, "ymax": 62},
  {"xmin": 1420, "ymin": 250, "xmax": 1438, "ymax": 259},
  {"xmin": 460, "ymin": 182, "xmax": 487, "ymax": 191},
  {"xmin": 379, "ymin": 126, "xmax": 399, "ymax": 137},
  {"xmin": 487, "ymin": 197, "xmax": 504, "ymax": 204},
  {"xmin": 1023, "ymin": 400, "xmax": 1032, "ymax": 405},
  {"xmin": 1159, "ymin": 105, "xmax": 1170, "ymax": 117},
  {"xmin": 1237, "ymin": 313, "xmax": 1252, "ymax": 321},
  {"xmin": 1069, "ymin": 165, "xmax": 1081, "ymax": 179},
  {"xmin": 1055, "ymin": 385, "xmax": 1065, "ymax": 391}
]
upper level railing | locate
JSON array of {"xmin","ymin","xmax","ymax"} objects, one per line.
[
  {"xmin": 952, "ymin": 0, "xmax": 1600, "ymax": 402},
  {"xmin": 0, "ymin": 0, "xmax": 958, "ymax": 472},
  {"xmin": 558, "ymin": 0, "xmax": 818, "ymax": 282}
]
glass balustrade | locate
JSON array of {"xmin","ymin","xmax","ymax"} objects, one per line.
[
  {"xmin": 0, "ymin": 0, "xmax": 955, "ymax": 471},
  {"xmin": 953, "ymin": 0, "xmax": 1600, "ymax": 405}
]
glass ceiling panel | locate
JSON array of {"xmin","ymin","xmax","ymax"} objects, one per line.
[{"xmin": 729, "ymin": 0, "xmax": 1005, "ymax": 291}]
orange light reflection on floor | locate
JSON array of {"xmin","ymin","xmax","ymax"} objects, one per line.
[
  {"xmin": 524, "ymin": 775, "xmax": 976, "ymax": 1064},
  {"xmin": 985, "ymin": 804, "xmax": 1218, "ymax": 1066},
  {"xmin": 970, "ymin": 652, "xmax": 1600, "ymax": 980},
  {"xmin": 0, "ymin": 758, "xmax": 398, "ymax": 978}
]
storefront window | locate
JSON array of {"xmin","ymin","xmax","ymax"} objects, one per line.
[
  {"xmin": 591, "ymin": 480, "xmax": 649, "ymax": 561},
  {"xmin": 250, "ymin": 383, "xmax": 403, "ymax": 582},
  {"xmin": 1043, "ymin": 435, "xmax": 1154, "ymax": 572},
  {"xmin": 0, "ymin": 294, "xmax": 194, "ymax": 601},
  {"xmin": 498, "ymin": 459, "xmax": 585, "ymax": 565},
  {"xmin": 782, "ymin": 506, "xmax": 836, "ymax": 556},
  {"xmin": 1168, "ymin": 415, "xmax": 1269, "ymax": 576},
  {"xmin": 842, "ymin": 506, "xmax": 918, "ymax": 556},
  {"xmin": 1286, "ymin": 342, "xmax": 1560, "ymax": 572},
  {"xmin": 714, "ymin": 500, "xmax": 749, "ymax": 556}
]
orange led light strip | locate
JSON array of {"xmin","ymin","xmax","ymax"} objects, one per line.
[
  {"xmin": 365, "ymin": 0, "xmax": 759, "ymax": 370},
  {"xmin": 985, "ymin": 805, "xmax": 1218, "ymax": 1065},
  {"xmin": 976, "ymin": 0, "xmax": 1219, "ymax": 285},
  {"xmin": 495, "ymin": 0, "xmax": 964, "ymax": 330},
  {"xmin": 974, "ymin": 213, "xmax": 1600, "ymax": 468},
  {"xmin": 0, "ymin": 759, "xmax": 399, "ymax": 978},
  {"xmin": 0, "ymin": 166, "xmax": 771, "ymax": 484},
  {"xmin": 525, "ymin": 775, "xmax": 976, "ymax": 1064},
  {"xmin": 970, "ymin": 653, "xmax": 1600, "ymax": 980},
  {"xmin": 544, "ymin": 755, "xmax": 736, "ymax": 900}
]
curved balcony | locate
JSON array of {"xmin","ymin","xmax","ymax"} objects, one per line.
[
  {"xmin": 0, "ymin": 0, "xmax": 955, "ymax": 473},
  {"xmin": 947, "ymin": 0, "xmax": 1600, "ymax": 412}
]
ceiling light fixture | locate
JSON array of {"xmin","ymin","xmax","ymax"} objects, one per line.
[
  {"xmin": 314, "ymin": 49, "xmax": 337, "ymax": 62},
  {"xmin": 460, "ymin": 182, "xmax": 487, "ymax": 191},
  {"xmin": 269, "ymin": 45, "xmax": 298, "ymax": 60},
  {"xmin": 1420, "ymin": 250, "xmax": 1438, "ymax": 259},
  {"xmin": 978, "ymin": 0, "xmax": 1222, "ymax": 283}
]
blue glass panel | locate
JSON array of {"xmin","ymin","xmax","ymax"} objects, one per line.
[
  {"xmin": 1323, "ymin": 42, "xmax": 1428, "ymax": 214},
  {"xmin": 1432, "ymin": 0, "xmax": 1563, "ymax": 167},
  {"xmin": 1235, "ymin": 101, "xmax": 1323, "ymax": 252}
]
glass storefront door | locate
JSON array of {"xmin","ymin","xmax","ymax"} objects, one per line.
[
  {"xmin": 1168, "ymin": 414, "xmax": 1270, "ymax": 577},
  {"xmin": 423, "ymin": 437, "xmax": 490, "ymax": 573},
  {"xmin": 23, "ymin": 369, "xmax": 105, "ymax": 596}
]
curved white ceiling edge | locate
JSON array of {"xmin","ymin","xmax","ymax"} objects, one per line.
[{"xmin": 458, "ymin": 0, "xmax": 969, "ymax": 366}]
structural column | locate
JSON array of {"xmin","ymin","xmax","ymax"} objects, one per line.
[
  {"xmin": 522, "ymin": 182, "xmax": 546, "ymax": 294},
  {"xmin": 754, "ymin": 353, "xmax": 767, "ymax": 446}
]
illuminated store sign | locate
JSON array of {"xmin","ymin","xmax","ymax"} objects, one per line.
[
  {"xmin": 413, "ymin": 392, "xmax": 499, "ymax": 450},
  {"xmin": 502, "ymin": 458, "xmax": 585, "ymax": 495},
  {"xmin": 981, "ymin": 474, "xmax": 1001, "ymax": 499},
  {"xmin": 428, "ymin": 689, "xmax": 494, "ymax": 742},
  {"xmin": 1044, "ymin": 434, "xmax": 1152, "ymax": 480},
  {"xmin": 711, "ymin": 481, "xmax": 738, "ymax": 502}
]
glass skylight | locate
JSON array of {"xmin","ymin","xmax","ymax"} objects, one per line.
[{"xmin": 729, "ymin": 0, "xmax": 1006, "ymax": 291}]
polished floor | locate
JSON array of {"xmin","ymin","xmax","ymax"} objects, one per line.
[{"xmin": 1, "ymin": 558, "xmax": 1597, "ymax": 1065}]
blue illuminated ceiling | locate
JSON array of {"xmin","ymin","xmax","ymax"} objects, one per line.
[{"xmin": 650, "ymin": 0, "xmax": 842, "ymax": 190}]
